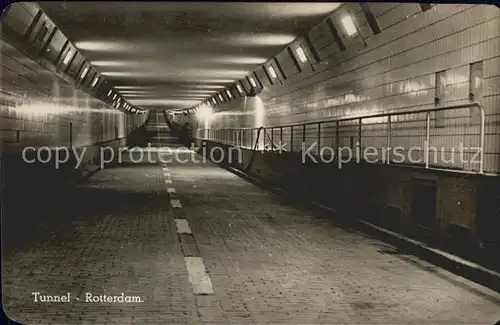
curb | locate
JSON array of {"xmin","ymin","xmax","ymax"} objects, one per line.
[{"xmin": 221, "ymin": 163, "xmax": 500, "ymax": 293}]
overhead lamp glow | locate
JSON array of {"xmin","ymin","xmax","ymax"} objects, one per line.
[
  {"xmin": 210, "ymin": 56, "xmax": 268, "ymax": 65},
  {"xmin": 74, "ymin": 41, "xmax": 136, "ymax": 52},
  {"xmin": 168, "ymin": 90, "xmax": 218, "ymax": 94},
  {"xmin": 295, "ymin": 46, "xmax": 308, "ymax": 63},
  {"xmin": 120, "ymin": 90, "xmax": 161, "ymax": 94},
  {"xmin": 226, "ymin": 90, "xmax": 232, "ymax": 98},
  {"xmin": 80, "ymin": 66, "xmax": 89, "ymax": 79},
  {"xmin": 236, "ymin": 84, "xmax": 243, "ymax": 94},
  {"xmin": 91, "ymin": 76, "xmax": 99, "ymax": 88},
  {"xmin": 249, "ymin": 77, "xmax": 257, "ymax": 88},
  {"xmin": 127, "ymin": 99, "xmax": 201, "ymax": 105},
  {"xmin": 218, "ymin": 94, "xmax": 224, "ymax": 101},
  {"xmin": 268, "ymin": 66, "xmax": 277, "ymax": 78},
  {"xmin": 227, "ymin": 34, "xmax": 296, "ymax": 46},
  {"xmin": 90, "ymin": 60, "xmax": 131, "ymax": 67},
  {"xmin": 212, "ymin": 98, "xmax": 217, "ymax": 104},
  {"xmin": 63, "ymin": 49, "xmax": 74, "ymax": 65},
  {"xmin": 341, "ymin": 15, "xmax": 358, "ymax": 37},
  {"xmin": 107, "ymin": 90, "xmax": 112, "ymax": 97},
  {"xmin": 196, "ymin": 79, "xmax": 236, "ymax": 83},
  {"xmin": 186, "ymin": 85, "xmax": 226, "ymax": 89},
  {"xmin": 113, "ymin": 94, "xmax": 117, "ymax": 100}
]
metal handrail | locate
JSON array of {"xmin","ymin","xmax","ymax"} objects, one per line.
[{"xmin": 198, "ymin": 102, "xmax": 486, "ymax": 174}]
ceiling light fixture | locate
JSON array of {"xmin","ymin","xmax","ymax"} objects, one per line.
[
  {"xmin": 91, "ymin": 76, "xmax": 100, "ymax": 88},
  {"xmin": 341, "ymin": 15, "xmax": 358, "ymax": 36},
  {"xmin": 63, "ymin": 49, "xmax": 74, "ymax": 65},
  {"xmin": 268, "ymin": 66, "xmax": 277, "ymax": 78},
  {"xmin": 80, "ymin": 66, "xmax": 89, "ymax": 79},
  {"xmin": 249, "ymin": 77, "xmax": 257, "ymax": 88},
  {"xmin": 295, "ymin": 46, "xmax": 308, "ymax": 63}
]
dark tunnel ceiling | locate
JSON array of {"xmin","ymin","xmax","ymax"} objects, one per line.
[{"xmin": 38, "ymin": 2, "xmax": 341, "ymax": 111}]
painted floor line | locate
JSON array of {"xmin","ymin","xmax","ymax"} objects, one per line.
[
  {"xmin": 164, "ymin": 173, "xmax": 170, "ymax": 177},
  {"xmin": 175, "ymin": 219, "xmax": 192, "ymax": 234},
  {"xmin": 167, "ymin": 188, "xmax": 176, "ymax": 194},
  {"xmin": 170, "ymin": 199, "xmax": 182, "ymax": 208},
  {"xmin": 165, "ymin": 179, "xmax": 172, "ymax": 184},
  {"xmin": 184, "ymin": 257, "xmax": 215, "ymax": 295}
]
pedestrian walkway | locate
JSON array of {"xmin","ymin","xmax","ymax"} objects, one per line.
[{"xmin": 3, "ymin": 113, "xmax": 500, "ymax": 325}]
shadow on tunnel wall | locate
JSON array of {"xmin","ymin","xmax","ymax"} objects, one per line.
[{"xmin": 0, "ymin": 121, "xmax": 150, "ymax": 249}]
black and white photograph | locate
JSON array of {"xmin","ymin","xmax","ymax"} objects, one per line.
[{"xmin": 1, "ymin": 1, "xmax": 500, "ymax": 324}]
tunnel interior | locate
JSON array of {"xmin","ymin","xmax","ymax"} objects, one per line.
[{"xmin": 1, "ymin": 2, "xmax": 500, "ymax": 325}]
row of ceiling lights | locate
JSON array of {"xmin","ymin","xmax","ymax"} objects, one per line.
[
  {"xmin": 105, "ymin": 89, "xmax": 146, "ymax": 114},
  {"xmin": 60, "ymin": 46, "xmax": 146, "ymax": 115},
  {"xmin": 180, "ymin": 11, "xmax": 361, "ymax": 115},
  {"xmin": 178, "ymin": 44, "xmax": 309, "ymax": 115}
]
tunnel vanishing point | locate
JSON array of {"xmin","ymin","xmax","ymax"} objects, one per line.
[{"xmin": 1, "ymin": 2, "xmax": 500, "ymax": 325}]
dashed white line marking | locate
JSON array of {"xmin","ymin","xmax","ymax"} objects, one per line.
[
  {"xmin": 164, "ymin": 173, "xmax": 170, "ymax": 177},
  {"xmin": 165, "ymin": 179, "xmax": 172, "ymax": 184},
  {"xmin": 175, "ymin": 219, "xmax": 192, "ymax": 234},
  {"xmin": 167, "ymin": 188, "xmax": 176, "ymax": 194},
  {"xmin": 184, "ymin": 257, "xmax": 214, "ymax": 295},
  {"xmin": 163, "ymin": 167, "xmax": 170, "ymax": 172},
  {"xmin": 170, "ymin": 199, "xmax": 182, "ymax": 208}
]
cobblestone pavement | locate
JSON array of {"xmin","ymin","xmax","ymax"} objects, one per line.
[
  {"xmin": 167, "ymin": 148, "xmax": 500, "ymax": 325},
  {"xmin": 2, "ymin": 116, "xmax": 203, "ymax": 325},
  {"xmin": 3, "ymin": 119, "xmax": 500, "ymax": 324}
]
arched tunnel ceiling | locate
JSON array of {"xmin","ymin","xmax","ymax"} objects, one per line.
[{"xmin": 38, "ymin": 2, "xmax": 341, "ymax": 111}]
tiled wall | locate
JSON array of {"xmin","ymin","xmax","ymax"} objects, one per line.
[
  {"xmin": 0, "ymin": 2, "xmax": 147, "ymax": 153},
  {"xmin": 185, "ymin": 3, "xmax": 500, "ymax": 173}
]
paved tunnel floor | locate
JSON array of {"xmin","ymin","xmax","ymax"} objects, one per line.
[{"xmin": 3, "ymin": 120, "xmax": 500, "ymax": 325}]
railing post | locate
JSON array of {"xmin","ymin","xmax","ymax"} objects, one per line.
[
  {"xmin": 425, "ymin": 111, "xmax": 431, "ymax": 169},
  {"xmin": 387, "ymin": 116, "xmax": 391, "ymax": 164},
  {"xmin": 271, "ymin": 127, "xmax": 274, "ymax": 150},
  {"xmin": 479, "ymin": 103, "xmax": 485, "ymax": 174},
  {"xmin": 358, "ymin": 118, "xmax": 362, "ymax": 154},
  {"xmin": 290, "ymin": 126, "xmax": 294, "ymax": 153},
  {"xmin": 335, "ymin": 121, "xmax": 339, "ymax": 152},
  {"xmin": 317, "ymin": 122, "xmax": 321, "ymax": 155},
  {"xmin": 250, "ymin": 129, "xmax": 254, "ymax": 150},
  {"xmin": 280, "ymin": 126, "xmax": 283, "ymax": 152},
  {"xmin": 69, "ymin": 122, "xmax": 73, "ymax": 149}
]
